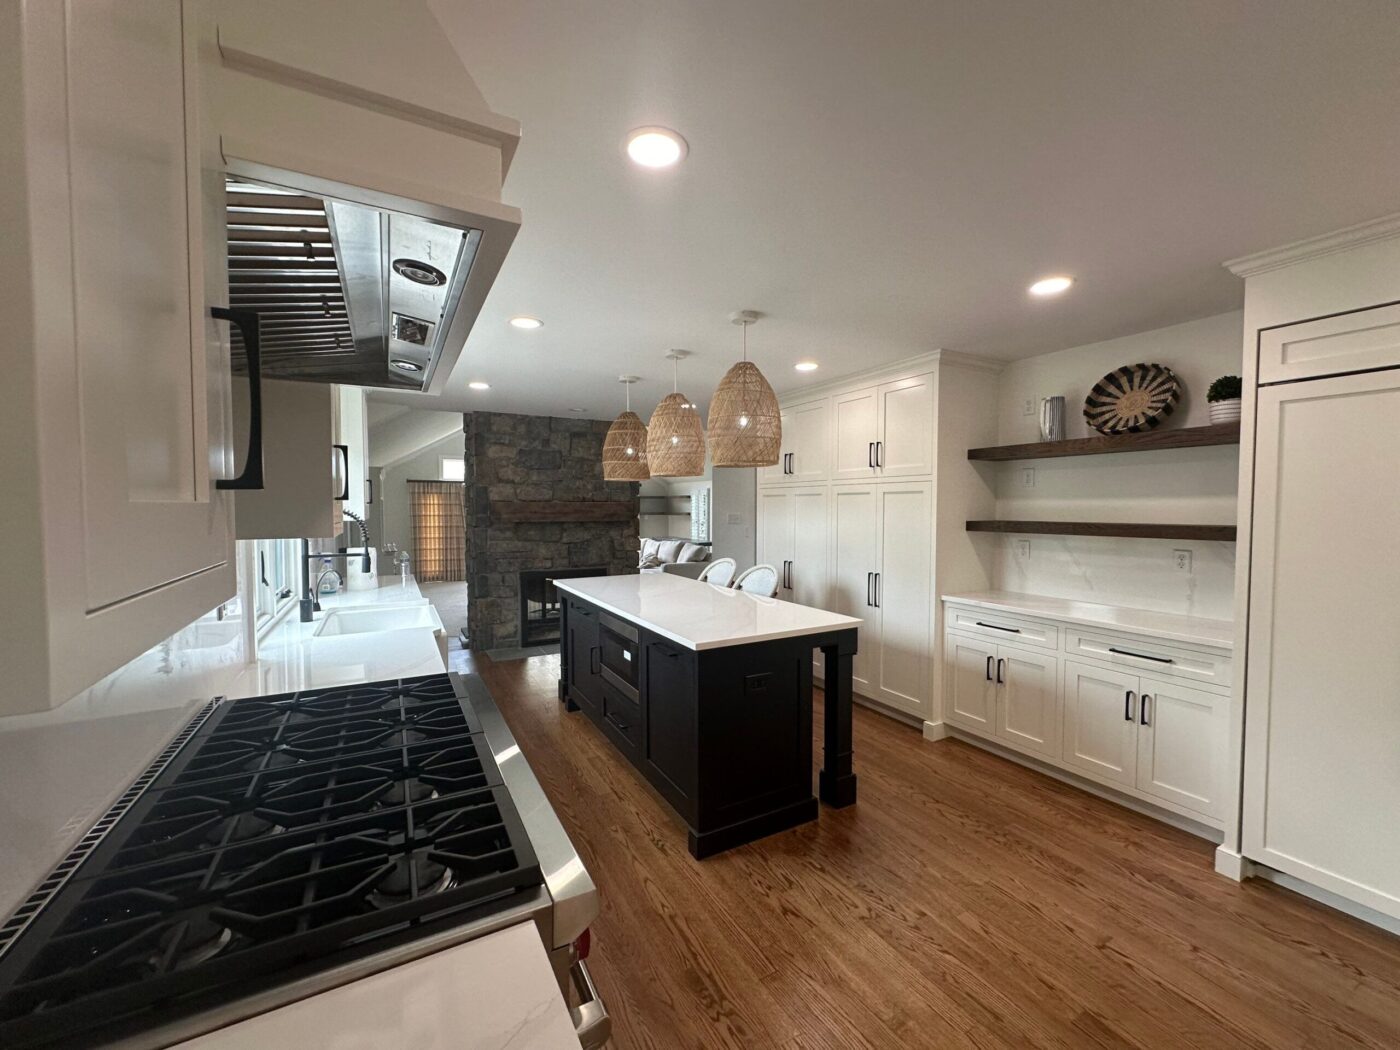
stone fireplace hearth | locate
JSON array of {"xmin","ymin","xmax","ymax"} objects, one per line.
[{"xmin": 464, "ymin": 411, "xmax": 639, "ymax": 651}]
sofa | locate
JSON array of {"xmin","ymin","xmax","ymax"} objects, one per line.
[{"xmin": 638, "ymin": 537, "xmax": 711, "ymax": 578}]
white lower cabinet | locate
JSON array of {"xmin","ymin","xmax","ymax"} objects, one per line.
[
  {"xmin": 1062, "ymin": 659, "xmax": 1228, "ymax": 821},
  {"xmin": 945, "ymin": 633, "xmax": 1058, "ymax": 760},
  {"xmin": 944, "ymin": 600, "xmax": 1231, "ymax": 830}
]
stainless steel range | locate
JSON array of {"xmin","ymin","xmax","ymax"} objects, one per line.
[{"xmin": 0, "ymin": 673, "xmax": 607, "ymax": 1049}]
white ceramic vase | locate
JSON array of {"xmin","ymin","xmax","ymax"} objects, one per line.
[{"xmin": 1208, "ymin": 399, "xmax": 1242, "ymax": 424}]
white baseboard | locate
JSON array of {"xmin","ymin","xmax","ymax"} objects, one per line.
[
  {"xmin": 1248, "ymin": 864, "xmax": 1400, "ymax": 937},
  {"xmin": 922, "ymin": 720, "xmax": 949, "ymax": 742},
  {"xmin": 1213, "ymin": 846, "xmax": 1253, "ymax": 881}
]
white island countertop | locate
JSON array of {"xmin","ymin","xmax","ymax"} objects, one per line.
[
  {"xmin": 555, "ymin": 573, "xmax": 861, "ymax": 650},
  {"xmin": 942, "ymin": 590, "xmax": 1235, "ymax": 650}
]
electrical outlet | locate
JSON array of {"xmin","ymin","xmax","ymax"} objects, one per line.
[
  {"xmin": 1020, "ymin": 467, "xmax": 1036, "ymax": 488},
  {"xmin": 1173, "ymin": 549, "xmax": 1193, "ymax": 574},
  {"xmin": 1022, "ymin": 397, "xmax": 1036, "ymax": 417},
  {"xmin": 1016, "ymin": 539, "xmax": 1031, "ymax": 560}
]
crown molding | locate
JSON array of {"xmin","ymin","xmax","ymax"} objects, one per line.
[
  {"xmin": 1224, "ymin": 212, "xmax": 1400, "ymax": 278},
  {"xmin": 774, "ymin": 348, "xmax": 1005, "ymax": 403}
]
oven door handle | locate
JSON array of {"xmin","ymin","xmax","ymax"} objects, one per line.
[{"xmin": 570, "ymin": 958, "xmax": 612, "ymax": 1049}]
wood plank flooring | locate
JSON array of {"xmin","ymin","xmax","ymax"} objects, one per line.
[{"xmin": 462, "ymin": 650, "xmax": 1400, "ymax": 1049}]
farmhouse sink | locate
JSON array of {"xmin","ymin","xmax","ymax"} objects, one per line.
[{"xmin": 313, "ymin": 604, "xmax": 444, "ymax": 637}]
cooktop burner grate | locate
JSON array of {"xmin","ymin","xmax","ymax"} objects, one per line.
[{"xmin": 0, "ymin": 675, "xmax": 543, "ymax": 1049}]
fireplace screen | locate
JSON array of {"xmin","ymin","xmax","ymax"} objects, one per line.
[{"xmin": 519, "ymin": 567, "xmax": 605, "ymax": 646}]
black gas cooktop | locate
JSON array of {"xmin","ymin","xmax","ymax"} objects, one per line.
[{"xmin": 0, "ymin": 674, "xmax": 544, "ymax": 1049}]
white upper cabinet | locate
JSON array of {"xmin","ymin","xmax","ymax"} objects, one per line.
[
  {"xmin": 1257, "ymin": 301, "xmax": 1400, "ymax": 384},
  {"xmin": 830, "ymin": 374, "xmax": 935, "ymax": 481},
  {"xmin": 761, "ymin": 398, "xmax": 829, "ymax": 485},
  {"xmin": 832, "ymin": 388, "xmax": 880, "ymax": 480},
  {"xmin": 875, "ymin": 375, "xmax": 935, "ymax": 477},
  {"xmin": 3, "ymin": 1, "xmax": 237, "ymax": 712}
]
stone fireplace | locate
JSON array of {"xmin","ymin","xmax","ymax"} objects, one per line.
[{"xmin": 464, "ymin": 411, "xmax": 639, "ymax": 650}]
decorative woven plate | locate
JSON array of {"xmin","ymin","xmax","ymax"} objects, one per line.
[{"xmin": 1083, "ymin": 363, "xmax": 1181, "ymax": 434}]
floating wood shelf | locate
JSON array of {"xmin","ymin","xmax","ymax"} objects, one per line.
[
  {"xmin": 967, "ymin": 423, "xmax": 1240, "ymax": 461},
  {"xmin": 966, "ymin": 520, "xmax": 1237, "ymax": 542}
]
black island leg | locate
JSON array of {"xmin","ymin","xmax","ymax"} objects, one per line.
[{"xmin": 818, "ymin": 631, "xmax": 858, "ymax": 807}]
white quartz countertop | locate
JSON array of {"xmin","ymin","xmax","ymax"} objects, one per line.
[
  {"xmin": 942, "ymin": 590, "xmax": 1235, "ymax": 650},
  {"xmin": 556, "ymin": 573, "xmax": 862, "ymax": 650}
]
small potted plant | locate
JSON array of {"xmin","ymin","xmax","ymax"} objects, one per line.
[{"xmin": 1207, "ymin": 375, "xmax": 1243, "ymax": 424}]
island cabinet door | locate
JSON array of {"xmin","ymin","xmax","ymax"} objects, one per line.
[
  {"xmin": 641, "ymin": 638, "xmax": 699, "ymax": 823},
  {"xmin": 566, "ymin": 600, "xmax": 602, "ymax": 718}
]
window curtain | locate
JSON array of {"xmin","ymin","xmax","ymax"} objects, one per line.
[{"xmin": 408, "ymin": 481, "xmax": 466, "ymax": 582}]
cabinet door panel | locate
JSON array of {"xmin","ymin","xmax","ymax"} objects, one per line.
[
  {"xmin": 830, "ymin": 485, "xmax": 879, "ymax": 694},
  {"xmin": 1242, "ymin": 369, "xmax": 1400, "ymax": 917},
  {"xmin": 874, "ymin": 482, "xmax": 931, "ymax": 714},
  {"xmin": 945, "ymin": 633, "xmax": 996, "ymax": 733},
  {"xmin": 1062, "ymin": 660, "xmax": 1139, "ymax": 788},
  {"xmin": 789, "ymin": 487, "xmax": 828, "ymax": 609},
  {"xmin": 786, "ymin": 399, "xmax": 829, "ymax": 483},
  {"xmin": 832, "ymin": 388, "xmax": 879, "ymax": 480},
  {"xmin": 1136, "ymin": 678, "xmax": 1227, "ymax": 820},
  {"xmin": 70, "ymin": 1, "xmax": 232, "ymax": 609},
  {"xmin": 757, "ymin": 489, "xmax": 794, "ymax": 589},
  {"xmin": 997, "ymin": 645, "xmax": 1059, "ymax": 759},
  {"xmin": 1258, "ymin": 302, "xmax": 1400, "ymax": 384},
  {"xmin": 567, "ymin": 601, "xmax": 601, "ymax": 715},
  {"xmin": 877, "ymin": 374, "xmax": 934, "ymax": 476}
]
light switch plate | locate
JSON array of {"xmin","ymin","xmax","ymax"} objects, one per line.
[
  {"xmin": 726, "ymin": 512, "xmax": 743, "ymax": 525},
  {"xmin": 1022, "ymin": 397, "xmax": 1036, "ymax": 417},
  {"xmin": 1020, "ymin": 467, "xmax": 1036, "ymax": 488}
]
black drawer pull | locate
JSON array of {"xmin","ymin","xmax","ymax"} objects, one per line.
[
  {"xmin": 976, "ymin": 621, "xmax": 1021, "ymax": 633},
  {"xmin": 605, "ymin": 712, "xmax": 630, "ymax": 732},
  {"xmin": 985, "ymin": 655, "xmax": 994, "ymax": 682},
  {"xmin": 1141, "ymin": 694, "xmax": 1152, "ymax": 726},
  {"xmin": 1124, "ymin": 690, "xmax": 1136, "ymax": 721},
  {"xmin": 1109, "ymin": 646, "xmax": 1172, "ymax": 664},
  {"xmin": 212, "ymin": 306, "xmax": 265, "ymax": 490},
  {"xmin": 995, "ymin": 658, "xmax": 1004, "ymax": 684}
]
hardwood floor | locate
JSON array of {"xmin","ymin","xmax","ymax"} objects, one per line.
[{"xmin": 462, "ymin": 650, "xmax": 1400, "ymax": 1049}]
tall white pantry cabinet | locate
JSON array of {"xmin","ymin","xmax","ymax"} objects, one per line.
[
  {"xmin": 1224, "ymin": 214, "xmax": 1400, "ymax": 923},
  {"xmin": 755, "ymin": 354, "xmax": 1000, "ymax": 722}
]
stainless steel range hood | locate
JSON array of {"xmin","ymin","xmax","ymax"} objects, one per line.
[{"xmin": 223, "ymin": 164, "xmax": 518, "ymax": 392}]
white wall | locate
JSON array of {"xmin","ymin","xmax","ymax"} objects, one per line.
[
  {"xmin": 985, "ymin": 311, "xmax": 1243, "ymax": 619},
  {"xmin": 711, "ymin": 466, "xmax": 756, "ymax": 571},
  {"xmin": 377, "ymin": 430, "xmax": 465, "ymax": 569}
]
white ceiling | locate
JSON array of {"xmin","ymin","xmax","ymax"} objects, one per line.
[{"xmin": 369, "ymin": 0, "xmax": 1400, "ymax": 421}]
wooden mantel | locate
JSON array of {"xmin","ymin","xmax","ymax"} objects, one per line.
[{"xmin": 492, "ymin": 501, "xmax": 637, "ymax": 524}]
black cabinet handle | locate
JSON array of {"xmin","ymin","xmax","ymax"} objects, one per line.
[
  {"xmin": 976, "ymin": 621, "xmax": 1021, "ymax": 633},
  {"xmin": 590, "ymin": 646, "xmax": 600, "ymax": 675},
  {"xmin": 866, "ymin": 572, "xmax": 874, "ymax": 607},
  {"xmin": 333, "ymin": 443, "xmax": 349, "ymax": 500},
  {"xmin": 875, "ymin": 441, "xmax": 883, "ymax": 467},
  {"xmin": 995, "ymin": 658, "xmax": 1004, "ymax": 684},
  {"xmin": 874, "ymin": 572, "xmax": 881, "ymax": 608},
  {"xmin": 1124, "ymin": 690, "xmax": 1136, "ymax": 722},
  {"xmin": 1141, "ymin": 694, "xmax": 1152, "ymax": 726},
  {"xmin": 985, "ymin": 655, "xmax": 994, "ymax": 681},
  {"xmin": 213, "ymin": 306, "xmax": 265, "ymax": 490},
  {"xmin": 605, "ymin": 711, "xmax": 630, "ymax": 732},
  {"xmin": 1109, "ymin": 646, "xmax": 1173, "ymax": 664},
  {"xmin": 868, "ymin": 442, "xmax": 875, "ymax": 468}
]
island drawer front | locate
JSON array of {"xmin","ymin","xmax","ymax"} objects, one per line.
[
  {"xmin": 601, "ymin": 681, "xmax": 642, "ymax": 754},
  {"xmin": 945, "ymin": 605, "xmax": 1059, "ymax": 651},
  {"xmin": 643, "ymin": 639, "xmax": 699, "ymax": 821},
  {"xmin": 1063, "ymin": 628, "xmax": 1232, "ymax": 689}
]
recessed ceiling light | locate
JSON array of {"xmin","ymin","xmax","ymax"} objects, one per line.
[
  {"xmin": 468, "ymin": 381, "xmax": 490, "ymax": 391},
  {"xmin": 795, "ymin": 361, "xmax": 819, "ymax": 372},
  {"xmin": 625, "ymin": 126, "xmax": 688, "ymax": 169},
  {"xmin": 390, "ymin": 359, "xmax": 422, "ymax": 372},
  {"xmin": 1029, "ymin": 275, "xmax": 1074, "ymax": 297},
  {"xmin": 509, "ymin": 316, "xmax": 543, "ymax": 330}
]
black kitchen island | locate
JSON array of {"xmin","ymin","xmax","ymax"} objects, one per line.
[{"xmin": 555, "ymin": 573, "xmax": 860, "ymax": 858}]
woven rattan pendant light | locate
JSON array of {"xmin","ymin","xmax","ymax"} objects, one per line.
[
  {"xmin": 708, "ymin": 310, "xmax": 781, "ymax": 467},
  {"xmin": 602, "ymin": 375, "xmax": 649, "ymax": 481},
  {"xmin": 647, "ymin": 350, "xmax": 706, "ymax": 477}
]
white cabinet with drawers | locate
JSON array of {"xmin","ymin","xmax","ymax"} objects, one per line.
[{"xmin": 943, "ymin": 595, "xmax": 1234, "ymax": 829}]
